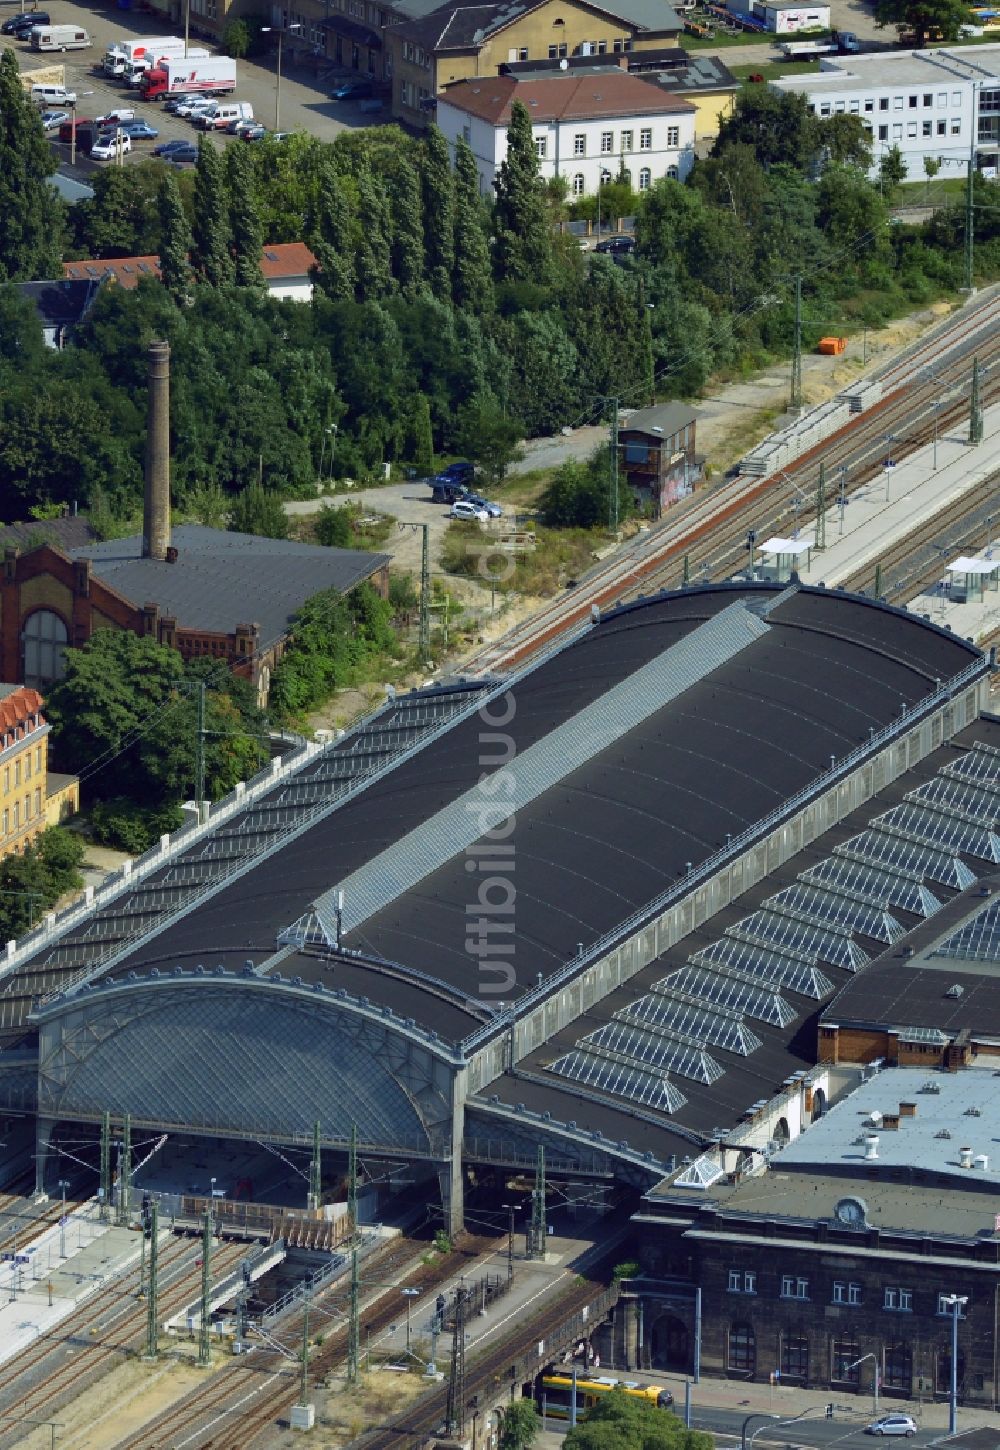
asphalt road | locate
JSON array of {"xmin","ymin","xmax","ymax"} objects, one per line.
[{"xmin": 691, "ymin": 1406, "xmax": 941, "ymax": 1449}]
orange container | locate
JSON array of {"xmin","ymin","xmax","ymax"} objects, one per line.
[{"xmin": 818, "ymin": 336, "xmax": 847, "ymax": 355}]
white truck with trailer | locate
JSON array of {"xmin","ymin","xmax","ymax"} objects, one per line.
[
  {"xmin": 139, "ymin": 55, "xmax": 237, "ymax": 102},
  {"xmin": 103, "ymin": 35, "xmax": 180, "ymax": 78}
]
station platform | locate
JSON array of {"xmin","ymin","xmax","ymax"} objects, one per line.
[
  {"xmin": 0, "ymin": 1203, "xmax": 148, "ymax": 1367},
  {"xmin": 755, "ymin": 400, "xmax": 1000, "ymax": 645}
]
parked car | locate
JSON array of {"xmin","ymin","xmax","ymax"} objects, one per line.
[
  {"xmin": 95, "ymin": 107, "xmax": 135, "ymax": 128},
  {"xmin": 466, "ymin": 494, "xmax": 502, "ymax": 518},
  {"xmin": 174, "ymin": 96, "xmax": 214, "ymax": 118},
  {"xmin": 164, "ymin": 143, "xmax": 199, "ymax": 166},
  {"xmin": 90, "ymin": 130, "xmax": 132, "ymax": 159},
  {"xmin": 450, "ymin": 500, "xmax": 488, "ymax": 523},
  {"xmin": 330, "ymin": 77, "xmax": 373, "ymax": 100},
  {"xmin": 1, "ymin": 10, "xmax": 48, "ymax": 34},
  {"xmin": 437, "ymin": 460, "xmax": 475, "ymax": 487},
  {"xmin": 225, "ymin": 116, "xmax": 257, "ymax": 135},
  {"xmin": 270, "ymin": 131, "xmax": 292, "ymax": 141},
  {"xmin": 57, "ymin": 115, "xmax": 91, "ymax": 142},
  {"xmin": 241, "ymin": 122, "xmax": 268, "ymax": 141},
  {"xmin": 152, "ymin": 137, "xmax": 192, "ymax": 157},
  {"xmin": 595, "ymin": 234, "xmax": 635, "ymax": 255},
  {"xmin": 120, "ymin": 119, "xmax": 159, "ymax": 140},
  {"xmin": 40, "ymin": 108, "xmax": 69, "ymax": 130},
  {"xmin": 866, "ymin": 1416, "xmax": 917, "ymax": 1437}
]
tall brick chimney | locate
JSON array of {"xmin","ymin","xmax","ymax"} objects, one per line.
[{"xmin": 143, "ymin": 339, "xmax": 171, "ymax": 561}]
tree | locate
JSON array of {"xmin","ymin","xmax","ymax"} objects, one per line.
[
  {"xmin": 226, "ymin": 141, "xmax": 264, "ymax": 288},
  {"xmin": 924, "ymin": 153, "xmax": 942, "ymax": 201},
  {"xmin": 499, "ymin": 1400, "xmax": 540, "ymax": 1450},
  {"xmin": 157, "ymin": 170, "xmax": 193, "ymax": 302},
  {"xmin": 314, "ymin": 502, "xmax": 354, "ymax": 547},
  {"xmin": 564, "ymin": 1387, "xmax": 715, "ymax": 1450},
  {"xmin": 493, "ymin": 100, "xmax": 552, "ymax": 285},
  {"xmin": 713, "ymin": 86, "xmax": 820, "ymax": 174},
  {"xmin": 421, "ymin": 125, "xmax": 455, "ymax": 300},
  {"xmin": 406, "ymin": 394, "xmax": 435, "ymax": 474},
  {"xmin": 354, "ymin": 169, "xmax": 393, "ymax": 301},
  {"xmin": 820, "ymin": 113, "xmax": 872, "ymax": 169},
  {"xmin": 229, "ymin": 480, "xmax": 290, "ymax": 538},
  {"xmin": 312, "ymin": 157, "xmax": 355, "ymax": 301},
  {"xmin": 72, "ymin": 164, "xmax": 161, "ymax": 259},
  {"xmin": 540, "ymin": 447, "xmax": 633, "ymax": 528},
  {"xmin": 0, "ymin": 50, "xmax": 65, "ymax": 281},
  {"xmin": 223, "ymin": 17, "xmax": 251, "ymax": 55},
  {"xmin": 0, "ymin": 827, "xmax": 85, "ymax": 943},
  {"xmin": 388, "ymin": 156, "xmax": 426, "ymax": 298},
  {"xmin": 452, "ymin": 136, "xmax": 493, "ymax": 311},
  {"xmin": 878, "ymin": 144, "xmax": 908, "ymax": 195},
  {"xmin": 191, "ymin": 137, "xmax": 234, "ymax": 287},
  {"xmin": 873, "ymin": 0, "xmax": 973, "ymax": 44},
  {"xmin": 453, "ymin": 398, "xmax": 523, "ymax": 485}
]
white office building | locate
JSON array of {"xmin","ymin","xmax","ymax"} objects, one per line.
[
  {"xmin": 436, "ymin": 68, "xmax": 696, "ymax": 196},
  {"xmin": 770, "ymin": 45, "xmax": 1000, "ymax": 179}
]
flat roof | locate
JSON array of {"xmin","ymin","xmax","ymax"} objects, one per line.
[
  {"xmin": 772, "ymin": 45, "xmax": 1000, "ymax": 91},
  {"xmin": 775, "ymin": 1065, "xmax": 1000, "ymax": 1187}
]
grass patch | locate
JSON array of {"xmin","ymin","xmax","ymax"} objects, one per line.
[
  {"xmin": 441, "ymin": 519, "xmax": 602, "ymax": 597},
  {"xmin": 730, "ymin": 57, "xmax": 819, "ymax": 77},
  {"xmin": 495, "ymin": 468, "xmax": 554, "ymax": 511}
]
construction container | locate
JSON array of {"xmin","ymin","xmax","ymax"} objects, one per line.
[{"xmin": 818, "ymin": 336, "xmax": 847, "ymax": 355}]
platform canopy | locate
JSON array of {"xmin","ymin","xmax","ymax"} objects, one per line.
[
  {"xmin": 947, "ymin": 556, "xmax": 998, "ymax": 576},
  {"xmin": 759, "ymin": 537, "xmax": 813, "ymax": 557}
]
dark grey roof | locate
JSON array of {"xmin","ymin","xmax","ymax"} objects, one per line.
[
  {"xmin": 0, "ymin": 516, "xmax": 97, "ymax": 555},
  {"xmin": 17, "ymin": 280, "xmax": 100, "ymax": 333},
  {"xmin": 75, "ymin": 524, "xmax": 389, "ymax": 644},
  {"xmin": 391, "ymin": 0, "xmax": 680, "ymax": 47},
  {"xmin": 620, "ymin": 401, "xmax": 698, "ymax": 436},
  {"xmin": 634, "ymin": 53, "xmax": 738, "ymax": 93}
]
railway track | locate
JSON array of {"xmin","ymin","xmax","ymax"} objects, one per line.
[
  {"xmin": 109, "ymin": 1231, "xmax": 502, "ymax": 1450},
  {"xmin": 462, "ymin": 292, "xmax": 1000, "ymax": 677},
  {"xmin": 0, "ymin": 1234, "xmax": 249, "ymax": 1448}
]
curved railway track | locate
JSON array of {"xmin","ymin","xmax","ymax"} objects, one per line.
[
  {"xmin": 109, "ymin": 1232, "xmax": 502, "ymax": 1450},
  {"xmin": 462, "ymin": 292, "xmax": 1000, "ymax": 676}
]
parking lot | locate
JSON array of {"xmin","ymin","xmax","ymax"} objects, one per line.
[{"xmin": 2, "ymin": 0, "xmax": 382, "ymax": 174}]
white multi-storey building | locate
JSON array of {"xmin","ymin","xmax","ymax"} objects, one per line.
[
  {"xmin": 436, "ymin": 66, "xmax": 696, "ymax": 196},
  {"xmin": 771, "ymin": 46, "xmax": 1000, "ymax": 179}
]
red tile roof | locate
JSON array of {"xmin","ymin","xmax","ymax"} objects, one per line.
[
  {"xmin": 439, "ymin": 71, "xmax": 694, "ymax": 124},
  {"xmin": 63, "ymin": 242, "xmax": 317, "ymax": 289},
  {"xmin": 0, "ymin": 686, "xmax": 44, "ymax": 734}
]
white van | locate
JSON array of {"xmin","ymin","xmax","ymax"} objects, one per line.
[
  {"xmin": 30, "ymin": 82, "xmax": 77, "ymax": 106},
  {"xmin": 31, "ymin": 24, "xmax": 92, "ymax": 50},
  {"xmin": 195, "ymin": 100, "xmax": 252, "ymax": 131}
]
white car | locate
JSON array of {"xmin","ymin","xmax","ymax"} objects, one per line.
[
  {"xmin": 450, "ymin": 500, "xmax": 489, "ymax": 523},
  {"xmin": 95, "ymin": 107, "xmax": 135, "ymax": 128},
  {"xmin": 175, "ymin": 97, "xmax": 214, "ymax": 118},
  {"xmin": 40, "ymin": 109, "xmax": 68, "ymax": 130},
  {"xmin": 90, "ymin": 130, "xmax": 132, "ymax": 160},
  {"xmin": 866, "ymin": 1415, "xmax": 917, "ymax": 1437}
]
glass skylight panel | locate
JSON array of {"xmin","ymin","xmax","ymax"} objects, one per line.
[
  {"xmin": 875, "ymin": 804, "xmax": 1000, "ymax": 863},
  {"xmin": 547, "ymin": 1047, "xmax": 688, "ymax": 1113},
  {"xmin": 945, "ymin": 748, "xmax": 1000, "ymax": 787},
  {"xmin": 584, "ymin": 1021, "xmax": 725, "ymax": 1084},
  {"xmin": 933, "ymin": 898, "xmax": 1000, "ymax": 962},
  {"xmin": 839, "ymin": 830, "xmax": 977, "ymax": 889},
  {"xmin": 800, "ymin": 857, "xmax": 941, "ymax": 918},
  {"xmin": 767, "ymin": 882, "xmax": 904, "ymax": 943},
  {"xmin": 911, "ymin": 776, "xmax": 1000, "ymax": 826},
  {"xmin": 617, "ymin": 993, "xmax": 763, "ymax": 1055},
  {"xmin": 660, "ymin": 964, "xmax": 796, "ymax": 1026},
  {"xmin": 897, "ymin": 1025, "xmax": 950, "ymax": 1044},
  {"xmin": 730, "ymin": 911, "xmax": 868, "ymax": 971},
  {"xmin": 691, "ymin": 938, "xmax": 834, "ymax": 997}
]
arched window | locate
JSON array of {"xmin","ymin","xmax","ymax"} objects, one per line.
[
  {"xmin": 667, "ymin": 164, "xmax": 679, "ymax": 180},
  {"xmin": 572, "ymin": 173, "xmax": 585, "ymax": 195},
  {"xmin": 884, "ymin": 1343, "xmax": 912, "ymax": 1390},
  {"xmin": 774, "ymin": 1116, "xmax": 791, "ymax": 1145},
  {"xmin": 22, "ymin": 609, "xmax": 68, "ymax": 687},
  {"xmin": 728, "ymin": 1323, "xmax": 755, "ymax": 1376},
  {"xmin": 638, "ymin": 167, "xmax": 651, "ymax": 191}
]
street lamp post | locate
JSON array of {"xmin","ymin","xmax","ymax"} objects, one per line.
[
  {"xmin": 942, "ymin": 1294, "xmax": 968, "ymax": 1434},
  {"xmin": 261, "ymin": 23, "xmax": 302, "ymax": 132},
  {"xmin": 848, "ymin": 1353, "xmax": 880, "ymax": 1417}
]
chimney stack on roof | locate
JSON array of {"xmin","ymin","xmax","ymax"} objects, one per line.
[{"xmin": 143, "ymin": 339, "xmax": 171, "ymax": 562}]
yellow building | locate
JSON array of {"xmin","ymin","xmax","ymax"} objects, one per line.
[
  {"xmin": 626, "ymin": 50, "xmax": 737, "ymax": 140},
  {"xmin": 388, "ymin": 0, "xmax": 684, "ymax": 128},
  {"xmin": 0, "ymin": 684, "xmax": 77, "ymax": 860}
]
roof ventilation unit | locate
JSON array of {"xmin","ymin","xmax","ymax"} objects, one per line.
[
  {"xmin": 945, "ymin": 984, "xmax": 965, "ymax": 999},
  {"xmin": 864, "ymin": 1135, "xmax": 879, "ymax": 1160},
  {"xmin": 960, "ymin": 1146, "xmax": 974, "ymax": 1168},
  {"xmin": 976, "ymin": 1154, "xmax": 989, "ymax": 1171}
]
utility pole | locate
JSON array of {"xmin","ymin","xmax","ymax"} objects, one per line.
[
  {"xmin": 347, "ymin": 1245, "xmax": 360, "ymax": 1384},
  {"xmin": 116, "ymin": 1114, "xmax": 131, "ymax": 1227},
  {"xmin": 348, "ymin": 1123, "xmax": 358, "ymax": 1235},
  {"xmin": 446, "ymin": 1285, "xmax": 467, "ymax": 1437},
  {"xmin": 970, "ymin": 356, "xmax": 983, "ymax": 445},
  {"xmin": 814, "ymin": 464, "xmax": 827, "ymax": 552},
  {"xmin": 198, "ymin": 1209, "xmax": 212, "ymax": 1367},
  {"xmin": 682, "ymin": 554, "xmax": 690, "ymax": 586},
  {"xmin": 419, "ymin": 523, "xmax": 430, "ymax": 662},
  {"xmin": 609, "ymin": 397, "xmax": 620, "ymax": 535},
  {"xmin": 99, "ymin": 1112, "xmax": 111, "ymax": 1223},
  {"xmin": 195, "ymin": 680, "xmax": 206, "ymax": 821},
  {"xmin": 308, "ymin": 1120, "xmax": 321, "ymax": 1212},
  {"xmin": 299, "ymin": 1287, "xmax": 310, "ymax": 1405},
  {"xmin": 145, "ymin": 1199, "xmax": 159, "ymax": 1360},
  {"xmin": 874, "ymin": 561, "xmax": 883, "ymax": 599},
  {"xmin": 528, "ymin": 1146, "xmax": 547, "ymax": 1260},
  {"xmin": 779, "ymin": 273, "xmax": 804, "ymax": 412}
]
